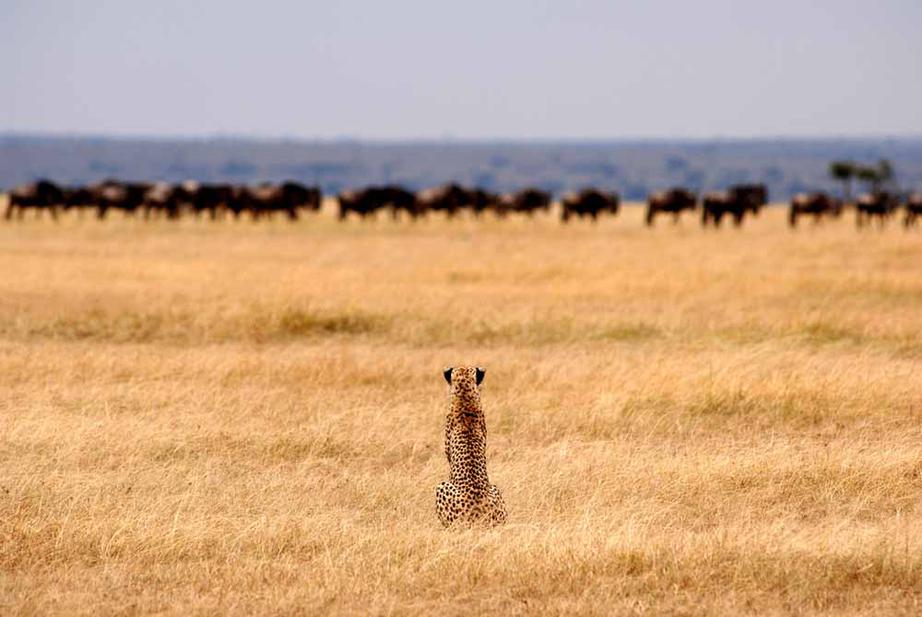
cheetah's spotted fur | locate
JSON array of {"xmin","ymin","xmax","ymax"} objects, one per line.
[{"xmin": 435, "ymin": 366, "xmax": 507, "ymax": 527}]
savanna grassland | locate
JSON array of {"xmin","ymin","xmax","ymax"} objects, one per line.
[{"xmin": 1, "ymin": 203, "xmax": 921, "ymax": 615}]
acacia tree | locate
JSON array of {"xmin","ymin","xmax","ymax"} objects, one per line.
[
  {"xmin": 855, "ymin": 165, "xmax": 881, "ymax": 193},
  {"xmin": 876, "ymin": 159, "xmax": 894, "ymax": 192},
  {"xmin": 854, "ymin": 159, "xmax": 895, "ymax": 195},
  {"xmin": 829, "ymin": 161, "xmax": 856, "ymax": 201}
]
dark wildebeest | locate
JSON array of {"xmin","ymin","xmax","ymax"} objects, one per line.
[
  {"xmin": 187, "ymin": 183, "xmax": 237, "ymax": 219},
  {"xmin": 417, "ymin": 183, "xmax": 472, "ymax": 218},
  {"xmin": 251, "ymin": 182, "xmax": 320, "ymax": 220},
  {"xmin": 338, "ymin": 188, "xmax": 377, "ymax": 220},
  {"xmin": 338, "ymin": 185, "xmax": 416, "ymax": 220},
  {"xmin": 468, "ymin": 188, "xmax": 500, "ymax": 217},
  {"xmin": 904, "ymin": 193, "xmax": 922, "ymax": 228},
  {"xmin": 283, "ymin": 182, "xmax": 322, "ymax": 213},
  {"xmin": 788, "ymin": 192, "xmax": 842, "ymax": 228},
  {"xmin": 701, "ymin": 184, "xmax": 768, "ymax": 227},
  {"xmin": 6, "ymin": 180, "xmax": 65, "ymax": 220},
  {"xmin": 645, "ymin": 187, "xmax": 697, "ymax": 226},
  {"xmin": 732, "ymin": 183, "xmax": 768, "ymax": 215},
  {"xmin": 141, "ymin": 182, "xmax": 187, "ymax": 219},
  {"xmin": 560, "ymin": 189, "xmax": 620, "ymax": 222},
  {"xmin": 234, "ymin": 182, "xmax": 321, "ymax": 221},
  {"xmin": 856, "ymin": 192, "xmax": 898, "ymax": 228},
  {"xmin": 62, "ymin": 186, "xmax": 97, "ymax": 217},
  {"xmin": 376, "ymin": 185, "xmax": 418, "ymax": 219},
  {"xmin": 91, "ymin": 180, "xmax": 151, "ymax": 219},
  {"xmin": 496, "ymin": 188, "xmax": 552, "ymax": 217}
]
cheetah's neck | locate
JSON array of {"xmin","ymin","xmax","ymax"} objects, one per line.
[{"xmin": 445, "ymin": 414, "xmax": 491, "ymax": 490}]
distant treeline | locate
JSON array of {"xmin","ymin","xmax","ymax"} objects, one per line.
[{"xmin": 2, "ymin": 135, "xmax": 922, "ymax": 201}]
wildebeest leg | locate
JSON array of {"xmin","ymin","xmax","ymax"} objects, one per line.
[
  {"xmin": 672, "ymin": 212, "xmax": 679, "ymax": 225},
  {"xmin": 287, "ymin": 208, "xmax": 298, "ymax": 221},
  {"xmin": 733, "ymin": 211, "xmax": 743, "ymax": 227},
  {"xmin": 4, "ymin": 201, "xmax": 15, "ymax": 220},
  {"xmin": 49, "ymin": 205, "xmax": 59, "ymax": 221},
  {"xmin": 645, "ymin": 207, "xmax": 655, "ymax": 227}
]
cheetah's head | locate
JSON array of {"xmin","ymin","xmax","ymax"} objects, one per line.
[{"xmin": 443, "ymin": 366, "xmax": 485, "ymax": 394}]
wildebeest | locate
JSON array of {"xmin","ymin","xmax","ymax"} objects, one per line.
[
  {"xmin": 6, "ymin": 179, "xmax": 65, "ymax": 220},
  {"xmin": 377, "ymin": 185, "xmax": 418, "ymax": 219},
  {"xmin": 234, "ymin": 182, "xmax": 321, "ymax": 220},
  {"xmin": 338, "ymin": 188, "xmax": 377, "ymax": 220},
  {"xmin": 496, "ymin": 188, "xmax": 552, "ymax": 217},
  {"xmin": 188, "ymin": 183, "xmax": 237, "ymax": 219},
  {"xmin": 141, "ymin": 182, "xmax": 187, "ymax": 219},
  {"xmin": 701, "ymin": 191, "xmax": 740, "ymax": 227},
  {"xmin": 468, "ymin": 188, "xmax": 500, "ymax": 217},
  {"xmin": 788, "ymin": 192, "xmax": 842, "ymax": 227},
  {"xmin": 560, "ymin": 189, "xmax": 620, "ymax": 222},
  {"xmin": 91, "ymin": 180, "xmax": 152, "ymax": 219},
  {"xmin": 904, "ymin": 193, "xmax": 922, "ymax": 228},
  {"xmin": 855, "ymin": 192, "xmax": 898, "ymax": 228},
  {"xmin": 701, "ymin": 184, "xmax": 768, "ymax": 227},
  {"xmin": 62, "ymin": 186, "xmax": 98, "ymax": 217},
  {"xmin": 285, "ymin": 182, "xmax": 322, "ymax": 212},
  {"xmin": 732, "ymin": 184, "xmax": 768, "ymax": 215},
  {"xmin": 645, "ymin": 187, "xmax": 697, "ymax": 226},
  {"xmin": 338, "ymin": 185, "xmax": 416, "ymax": 220},
  {"xmin": 417, "ymin": 183, "xmax": 470, "ymax": 218}
]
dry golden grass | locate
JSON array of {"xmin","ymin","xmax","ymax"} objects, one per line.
[{"xmin": 1, "ymin": 203, "xmax": 921, "ymax": 615}]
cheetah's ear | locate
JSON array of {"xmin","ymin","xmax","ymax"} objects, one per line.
[
  {"xmin": 475, "ymin": 367, "xmax": 486, "ymax": 385},
  {"xmin": 443, "ymin": 367, "xmax": 453, "ymax": 384}
]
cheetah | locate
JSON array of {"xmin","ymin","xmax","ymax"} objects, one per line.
[{"xmin": 435, "ymin": 366, "xmax": 507, "ymax": 527}]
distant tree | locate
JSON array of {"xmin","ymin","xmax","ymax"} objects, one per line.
[
  {"xmin": 828, "ymin": 160, "xmax": 856, "ymax": 201},
  {"xmin": 876, "ymin": 158, "xmax": 895, "ymax": 192},
  {"xmin": 855, "ymin": 165, "xmax": 882, "ymax": 194},
  {"xmin": 854, "ymin": 159, "xmax": 897, "ymax": 195}
]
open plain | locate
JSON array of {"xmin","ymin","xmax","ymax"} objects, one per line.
[{"xmin": 1, "ymin": 204, "xmax": 921, "ymax": 615}]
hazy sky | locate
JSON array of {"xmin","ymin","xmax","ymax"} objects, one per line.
[{"xmin": 2, "ymin": 0, "xmax": 920, "ymax": 139}]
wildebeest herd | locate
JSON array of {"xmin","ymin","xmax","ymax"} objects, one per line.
[
  {"xmin": 5, "ymin": 179, "xmax": 321, "ymax": 221},
  {"xmin": 787, "ymin": 191, "xmax": 921, "ymax": 228},
  {"xmin": 5, "ymin": 178, "xmax": 922, "ymax": 228}
]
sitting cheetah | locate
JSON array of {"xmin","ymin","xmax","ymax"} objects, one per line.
[{"xmin": 435, "ymin": 366, "xmax": 507, "ymax": 527}]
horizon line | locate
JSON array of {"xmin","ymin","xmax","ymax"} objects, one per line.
[{"xmin": 3, "ymin": 130, "xmax": 922, "ymax": 146}]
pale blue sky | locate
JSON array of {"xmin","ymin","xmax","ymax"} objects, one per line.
[{"xmin": 2, "ymin": 0, "xmax": 920, "ymax": 139}]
